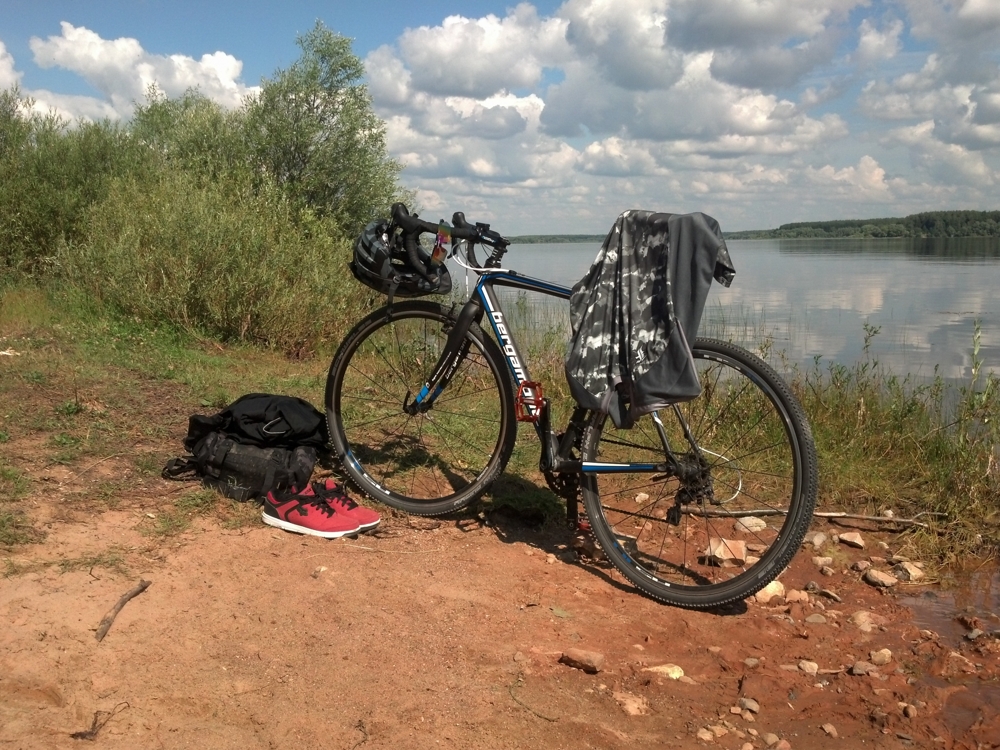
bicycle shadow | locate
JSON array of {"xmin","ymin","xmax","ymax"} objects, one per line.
[{"xmin": 466, "ymin": 473, "xmax": 748, "ymax": 617}]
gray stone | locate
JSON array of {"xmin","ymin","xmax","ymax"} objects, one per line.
[
  {"xmin": 810, "ymin": 532, "xmax": 828, "ymax": 548},
  {"xmin": 738, "ymin": 696, "xmax": 760, "ymax": 714},
  {"xmin": 839, "ymin": 531, "xmax": 865, "ymax": 548},
  {"xmin": 763, "ymin": 733, "xmax": 780, "ymax": 747},
  {"xmin": 805, "ymin": 614, "xmax": 827, "ymax": 625},
  {"xmin": 850, "ymin": 660, "xmax": 878, "ymax": 676},
  {"xmin": 894, "ymin": 562, "xmax": 925, "ymax": 582},
  {"xmin": 735, "ymin": 516, "xmax": 769, "ymax": 533},
  {"xmin": 864, "ymin": 569, "xmax": 898, "ymax": 588},
  {"xmin": 744, "ymin": 657, "xmax": 760, "ymax": 669},
  {"xmin": 820, "ymin": 565, "xmax": 835, "ymax": 577}
]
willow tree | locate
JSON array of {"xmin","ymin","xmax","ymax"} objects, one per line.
[{"xmin": 244, "ymin": 21, "xmax": 403, "ymax": 234}]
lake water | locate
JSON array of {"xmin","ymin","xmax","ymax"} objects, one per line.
[{"xmin": 466, "ymin": 237, "xmax": 1000, "ymax": 381}]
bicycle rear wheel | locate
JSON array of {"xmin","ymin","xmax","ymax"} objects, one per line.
[
  {"xmin": 580, "ymin": 338, "xmax": 817, "ymax": 609},
  {"xmin": 326, "ymin": 300, "xmax": 517, "ymax": 516}
]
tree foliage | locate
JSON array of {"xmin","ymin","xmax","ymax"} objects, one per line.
[
  {"xmin": 0, "ymin": 25, "xmax": 405, "ymax": 348},
  {"xmin": 727, "ymin": 210, "xmax": 1000, "ymax": 239},
  {"xmin": 244, "ymin": 22, "xmax": 402, "ymax": 233}
]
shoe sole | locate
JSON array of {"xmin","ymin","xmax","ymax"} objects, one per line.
[{"xmin": 261, "ymin": 511, "xmax": 360, "ymax": 539}]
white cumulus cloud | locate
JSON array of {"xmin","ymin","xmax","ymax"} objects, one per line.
[{"xmin": 27, "ymin": 22, "xmax": 257, "ymax": 118}]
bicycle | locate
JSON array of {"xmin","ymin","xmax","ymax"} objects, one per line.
[{"xmin": 325, "ymin": 205, "xmax": 818, "ymax": 610}]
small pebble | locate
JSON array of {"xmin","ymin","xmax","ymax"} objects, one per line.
[
  {"xmin": 763, "ymin": 733, "xmax": 780, "ymax": 747},
  {"xmin": 739, "ymin": 697, "xmax": 760, "ymax": 713},
  {"xmin": 798, "ymin": 660, "xmax": 819, "ymax": 676},
  {"xmin": 696, "ymin": 728, "xmax": 715, "ymax": 742},
  {"xmin": 822, "ymin": 723, "xmax": 838, "ymax": 738},
  {"xmin": 741, "ymin": 709, "xmax": 756, "ymax": 722},
  {"xmin": 805, "ymin": 614, "xmax": 827, "ymax": 625},
  {"xmin": 744, "ymin": 657, "xmax": 760, "ymax": 669},
  {"xmin": 904, "ymin": 704, "xmax": 918, "ymax": 719},
  {"xmin": 851, "ymin": 560, "xmax": 872, "ymax": 572},
  {"xmin": 820, "ymin": 565, "xmax": 835, "ymax": 577},
  {"xmin": 813, "ymin": 556, "xmax": 834, "ymax": 567}
]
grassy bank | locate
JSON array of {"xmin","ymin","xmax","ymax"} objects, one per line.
[{"xmin": 2, "ymin": 282, "xmax": 998, "ymax": 566}]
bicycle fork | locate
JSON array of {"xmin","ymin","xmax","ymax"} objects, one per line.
[{"xmin": 403, "ymin": 297, "xmax": 483, "ymax": 415}]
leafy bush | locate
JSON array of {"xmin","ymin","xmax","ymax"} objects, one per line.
[
  {"xmin": 0, "ymin": 22, "xmax": 405, "ymax": 348},
  {"xmin": 61, "ymin": 169, "xmax": 364, "ymax": 350}
]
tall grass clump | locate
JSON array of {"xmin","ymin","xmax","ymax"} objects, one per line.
[{"xmin": 795, "ymin": 323, "xmax": 1000, "ymax": 562}]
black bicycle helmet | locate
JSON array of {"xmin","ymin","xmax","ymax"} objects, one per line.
[{"xmin": 350, "ymin": 219, "xmax": 452, "ymax": 298}]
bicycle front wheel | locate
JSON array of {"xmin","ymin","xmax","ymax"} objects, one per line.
[
  {"xmin": 326, "ymin": 300, "xmax": 517, "ymax": 516},
  {"xmin": 581, "ymin": 338, "xmax": 817, "ymax": 609}
]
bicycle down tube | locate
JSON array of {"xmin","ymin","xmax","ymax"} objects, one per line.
[{"xmin": 406, "ymin": 267, "xmax": 670, "ymax": 476}]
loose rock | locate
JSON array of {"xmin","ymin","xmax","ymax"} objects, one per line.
[
  {"xmin": 559, "ymin": 648, "xmax": 604, "ymax": 673},
  {"xmin": 798, "ymin": 660, "xmax": 819, "ymax": 676},
  {"xmin": 763, "ymin": 733, "xmax": 780, "ymax": 747},
  {"xmin": 870, "ymin": 648, "xmax": 893, "ymax": 666},
  {"xmin": 775, "ymin": 741, "xmax": 792, "ymax": 750},
  {"xmin": 812, "ymin": 556, "xmax": 834, "ymax": 567},
  {"xmin": 805, "ymin": 614, "xmax": 827, "ymax": 625},
  {"xmin": 903, "ymin": 704, "xmax": 918, "ymax": 719},
  {"xmin": 822, "ymin": 723, "xmax": 838, "ymax": 738},
  {"xmin": 850, "ymin": 660, "xmax": 878, "ymax": 676},
  {"xmin": 820, "ymin": 565, "xmax": 835, "ymax": 577},
  {"xmin": 738, "ymin": 696, "xmax": 760, "ymax": 714},
  {"xmin": 851, "ymin": 560, "xmax": 872, "ymax": 572},
  {"xmin": 735, "ymin": 516, "xmax": 768, "ymax": 533},
  {"xmin": 743, "ymin": 657, "xmax": 760, "ymax": 669},
  {"xmin": 810, "ymin": 532, "xmax": 828, "ymax": 548},
  {"xmin": 754, "ymin": 580, "xmax": 785, "ymax": 604},
  {"xmin": 839, "ymin": 531, "xmax": 865, "ymax": 548},
  {"xmin": 864, "ymin": 569, "xmax": 898, "ymax": 588},
  {"xmin": 696, "ymin": 728, "xmax": 715, "ymax": 742},
  {"xmin": 612, "ymin": 691, "xmax": 649, "ymax": 716},
  {"xmin": 705, "ymin": 538, "xmax": 748, "ymax": 567},
  {"xmin": 644, "ymin": 663, "xmax": 684, "ymax": 679},
  {"xmin": 894, "ymin": 562, "xmax": 925, "ymax": 582},
  {"xmin": 785, "ymin": 589, "xmax": 809, "ymax": 603},
  {"xmin": 850, "ymin": 610, "xmax": 888, "ymax": 632}
]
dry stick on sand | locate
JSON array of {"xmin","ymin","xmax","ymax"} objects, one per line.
[{"xmin": 95, "ymin": 580, "xmax": 152, "ymax": 642}]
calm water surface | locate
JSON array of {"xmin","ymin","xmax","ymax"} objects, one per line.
[{"xmin": 483, "ymin": 237, "xmax": 1000, "ymax": 380}]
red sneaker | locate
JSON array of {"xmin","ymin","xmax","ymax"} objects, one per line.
[
  {"xmin": 262, "ymin": 486, "xmax": 361, "ymax": 538},
  {"xmin": 312, "ymin": 479, "xmax": 381, "ymax": 531}
]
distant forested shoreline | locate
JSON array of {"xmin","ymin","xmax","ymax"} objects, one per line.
[
  {"xmin": 723, "ymin": 210, "xmax": 1000, "ymax": 239},
  {"xmin": 510, "ymin": 211, "xmax": 1000, "ymax": 244},
  {"xmin": 508, "ymin": 234, "xmax": 606, "ymax": 244}
]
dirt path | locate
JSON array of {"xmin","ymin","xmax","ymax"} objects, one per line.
[{"xmin": 2, "ymin": 474, "xmax": 999, "ymax": 749}]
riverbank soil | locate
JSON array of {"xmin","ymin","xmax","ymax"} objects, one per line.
[{"xmin": 2, "ymin": 343, "xmax": 999, "ymax": 749}]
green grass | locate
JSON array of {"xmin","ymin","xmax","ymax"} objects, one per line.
[{"xmin": 3, "ymin": 276, "xmax": 1000, "ymax": 563}]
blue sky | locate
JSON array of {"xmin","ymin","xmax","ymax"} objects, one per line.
[{"xmin": 2, "ymin": 0, "xmax": 999, "ymax": 233}]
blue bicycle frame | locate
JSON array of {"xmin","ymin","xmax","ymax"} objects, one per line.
[{"xmin": 406, "ymin": 266, "xmax": 666, "ymax": 477}]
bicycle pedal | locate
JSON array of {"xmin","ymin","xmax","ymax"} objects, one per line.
[{"xmin": 515, "ymin": 381, "xmax": 544, "ymax": 422}]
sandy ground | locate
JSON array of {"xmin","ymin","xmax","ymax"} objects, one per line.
[{"xmin": 2, "ymin": 461, "xmax": 999, "ymax": 750}]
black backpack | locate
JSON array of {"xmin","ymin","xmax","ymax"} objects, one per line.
[{"xmin": 163, "ymin": 394, "xmax": 329, "ymax": 501}]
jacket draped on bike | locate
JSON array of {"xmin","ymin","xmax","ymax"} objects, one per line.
[{"xmin": 565, "ymin": 210, "xmax": 736, "ymax": 429}]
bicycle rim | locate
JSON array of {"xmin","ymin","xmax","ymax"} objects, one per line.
[
  {"xmin": 326, "ymin": 301, "xmax": 516, "ymax": 515},
  {"xmin": 581, "ymin": 338, "xmax": 817, "ymax": 609}
]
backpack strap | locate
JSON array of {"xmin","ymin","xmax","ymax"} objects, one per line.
[{"xmin": 162, "ymin": 457, "xmax": 199, "ymax": 481}]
